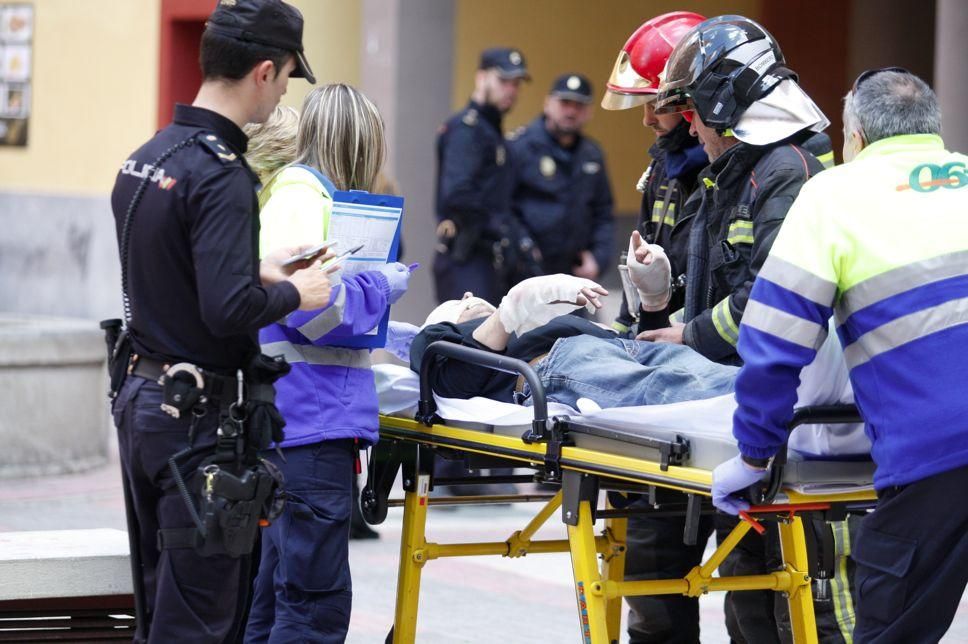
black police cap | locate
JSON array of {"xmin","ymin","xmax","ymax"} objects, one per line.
[
  {"xmin": 206, "ymin": 0, "xmax": 316, "ymax": 84},
  {"xmin": 479, "ymin": 47, "xmax": 530, "ymax": 81},
  {"xmin": 550, "ymin": 73, "xmax": 593, "ymax": 104}
]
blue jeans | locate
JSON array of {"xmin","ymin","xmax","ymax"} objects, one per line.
[
  {"xmin": 244, "ymin": 440, "xmax": 354, "ymax": 644},
  {"xmin": 534, "ymin": 336, "xmax": 738, "ymax": 409}
]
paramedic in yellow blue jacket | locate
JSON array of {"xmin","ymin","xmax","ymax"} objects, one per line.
[
  {"xmin": 712, "ymin": 69, "xmax": 968, "ymax": 643},
  {"xmin": 244, "ymin": 84, "xmax": 411, "ymax": 642}
]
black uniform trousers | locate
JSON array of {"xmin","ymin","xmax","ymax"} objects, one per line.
[
  {"xmin": 113, "ymin": 375, "xmax": 248, "ymax": 644},
  {"xmin": 852, "ymin": 464, "xmax": 968, "ymax": 644},
  {"xmin": 625, "ymin": 509, "xmax": 715, "ymax": 643}
]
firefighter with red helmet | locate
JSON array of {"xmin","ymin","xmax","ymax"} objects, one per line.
[
  {"xmin": 604, "ymin": 12, "xmax": 709, "ymax": 338},
  {"xmin": 602, "ymin": 12, "xmax": 717, "ymax": 644}
]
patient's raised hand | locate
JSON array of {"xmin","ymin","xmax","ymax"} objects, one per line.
[{"xmin": 498, "ymin": 274, "xmax": 608, "ymax": 336}]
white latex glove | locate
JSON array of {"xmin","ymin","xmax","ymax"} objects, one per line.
[
  {"xmin": 385, "ymin": 321, "xmax": 420, "ymax": 362},
  {"xmin": 498, "ymin": 274, "xmax": 608, "ymax": 336},
  {"xmin": 627, "ymin": 230, "xmax": 671, "ymax": 311}
]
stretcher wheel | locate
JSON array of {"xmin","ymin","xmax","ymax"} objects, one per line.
[{"xmin": 361, "ymin": 486, "xmax": 388, "ymax": 525}]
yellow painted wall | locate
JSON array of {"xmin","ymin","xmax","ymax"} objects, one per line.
[
  {"xmin": 281, "ymin": 0, "xmax": 362, "ymax": 110},
  {"xmin": 453, "ymin": 0, "xmax": 762, "ymax": 214},
  {"xmin": 0, "ymin": 0, "xmax": 161, "ymax": 195},
  {"xmin": 0, "ymin": 0, "xmax": 360, "ymax": 196}
]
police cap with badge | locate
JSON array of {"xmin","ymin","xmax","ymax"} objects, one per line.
[
  {"xmin": 206, "ymin": 0, "xmax": 316, "ymax": 84},
  {"xmin": 479, "ymin": 46, "xmax": 531, "ymax": 81},
  {"xmin": 549, "ymin": 73, "xmax": 593, "ymax": 104}
]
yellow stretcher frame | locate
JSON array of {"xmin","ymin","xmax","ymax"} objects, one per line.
[{"xmin": 372, "ymin": 414, "xmax": 877, "ymax": 644}]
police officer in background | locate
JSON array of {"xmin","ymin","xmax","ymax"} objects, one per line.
[
  {"xmin": 434, "ymin": 46, "xmax": 540, "ymax": 305},
  {"xmin": 108, "ymin": 1, "xmax": 333, "ymax": 641},
  {"xmin": 508, "ymin": 73, "xmax": 614, "ymax": 282}
]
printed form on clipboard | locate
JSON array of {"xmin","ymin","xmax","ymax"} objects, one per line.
[{"xmin": 328, "ymin": 189, "xmax": 404, "ymax": 348}]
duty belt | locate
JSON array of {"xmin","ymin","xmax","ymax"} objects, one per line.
[{"xmin": 129, "ymin": 354, "xmax": 238, "ymax": 404}]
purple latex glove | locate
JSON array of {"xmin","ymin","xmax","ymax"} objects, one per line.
[
  {"xmin": 385, "ymin": 321, "xmax": 420, "ymax": 362},
  {"xmin": 377, "ymin": 262, "xmax": 411, "ymax": 304},
  {"xmin": 711, "ymin": 455, "xmax": 768, "ymax": 515}
]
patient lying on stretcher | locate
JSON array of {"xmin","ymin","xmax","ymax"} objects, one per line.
[{"xmin": 394, "ymin": 274, "xmax": 869, "ymax": 458}]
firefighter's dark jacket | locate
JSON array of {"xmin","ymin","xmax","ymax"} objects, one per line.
[
  {"xmin": 435, "ymin": 100, "xmax": 514, "ymax": 262},
  {"xmin": 679, "ymin": 137, "xmax": 824, "ymax": 363},
  {"xmin": 507, "ymin": 116, "xmax": 615, "ymax": 275},
  {"xmin": 615, "ymin": 120, "xmax": 706, "ymax": 331},
  {"xmin": 110, "ymin": 104, "xmax": 299, "ymax": 370}
]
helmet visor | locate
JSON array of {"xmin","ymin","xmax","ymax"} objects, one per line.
[
  {"xmin": 654, "ymin": 88, "xmax": 694, "ymax": 115},
  {"xmin": 601, "ymin": 49, "xmax": 659, "ymax": 108},
  {"xmin": 601, "ymin": 88, "xmax": 654, "ymax": 111}
]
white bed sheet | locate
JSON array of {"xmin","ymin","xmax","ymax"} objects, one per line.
[
  {"xmin": 373, "ymin": 362, "xmax": 869, "ymax": 460},
  {"xmin": 374, "ymin": 363, "xmax": 875, "ymax": 494}
]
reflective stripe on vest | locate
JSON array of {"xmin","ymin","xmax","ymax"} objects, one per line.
[
  {"xmin": 711, "ymin": 297, "xmax": 740, "ymax": 345},
  {"xmin": 292, "ymin": 285, "xmax": 348, "ymax": 341},
  {"xmin": 727, "ymin": 219, "xmax": 754, "ymax": 246},
  {"xmin": 743, "ymin": 299, "xmax": 828, "ymax": 350},
  {"xmin": 261, "ymin": 341, "xmax": 371, "ymax": 369},
  {"xmin": 842, "ymin": 295, "xmax": 968, "ymax": 369},
  {"xmin": 651, "ymin": 201, "xmax": 676, "ymax": 228}
]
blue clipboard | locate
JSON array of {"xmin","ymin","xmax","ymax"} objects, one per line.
[
  {"xmin": 328, "ymin": 188, "xmax": 404, "ymax": 350},
  {"xmin": 292, "ymin": 164, "xmax": 404, "ymax": 349}
]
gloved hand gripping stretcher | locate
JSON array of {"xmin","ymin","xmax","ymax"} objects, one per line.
[{"xmin": 363, "ymin": 338, "xmax": 877, "ymax": 644}]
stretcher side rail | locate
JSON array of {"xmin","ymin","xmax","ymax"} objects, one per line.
[
  {"xmin": 753, "ymin": 404, "xmax": 864, "ymax": 505},
  {"xmin": 551, "ymin": 416, "xmax": 691, "ymax": 471},
  {"xmin": 416, "ymin": 340, "xmax": 550, "ymax": 443}
]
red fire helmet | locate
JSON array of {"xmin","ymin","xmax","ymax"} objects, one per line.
[{"xmin": 601, "ymin": 11, "xmax": 706, "ymax": 111}]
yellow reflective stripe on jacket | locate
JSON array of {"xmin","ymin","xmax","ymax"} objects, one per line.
[
  {"xmin": 711, "ymin": 297, "xmax": 739, "ymax": 345},
  {"xmin": 651, "ymin": 200, "xmax": 676, "ymax": 228},
  {"xmin": 817, "ymin": 151, "xmax": 835, "ymax": 170},
  {"xmin": 727, "ymin": 218, "xmax": 754, "ymax": 245},
  {"xmin": 829, "ymin": 521, "xmax": 856, "ymax": 643},
  {"xmin": 611, "ymin": 320, "xmax": 630, "ymax": 334},
  {"xmin": 670, "ymin": 308, "xmax": 685, "ymax": 324}
]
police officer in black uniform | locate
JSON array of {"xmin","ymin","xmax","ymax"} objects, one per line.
[
  {"xmin": 507, "ymin": 73, "xmax": 614, "ymax": 281},
  {"xmin": 108, "ymin": 2, "xmax": 334, "ymax": 641},
  {"xmin": 433, "ymin": 46, "xmax": 538, "ymax": 305}
]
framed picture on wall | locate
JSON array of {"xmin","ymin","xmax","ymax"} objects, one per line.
[{"xmin": 0, "ymin": 2, "xmax": 31, "ymax": 147}]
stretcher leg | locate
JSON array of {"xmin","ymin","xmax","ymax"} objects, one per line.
[
  {"xmin": 778, "ymin": 515, "xmax": 819, "ymax": 644},
  {"xmin": 600, "ymin": 514, "xmax": 627, "ymax": 644},
  {"xmin": 567, "ymin": 500, "xmax": 610, "ymax": 643},
  {"xmin": 392, "ymin": 473, "xmax": 430, "ymax": 644}
]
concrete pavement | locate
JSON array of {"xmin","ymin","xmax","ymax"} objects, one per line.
[{"xmin": 2, "ymin": 451, "xmax": 967, "ymax": 642}]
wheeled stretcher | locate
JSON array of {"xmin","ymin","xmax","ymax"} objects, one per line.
[{"xmin": 363, "ymin": 341, "xmax": 877, "ymax": 643}]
